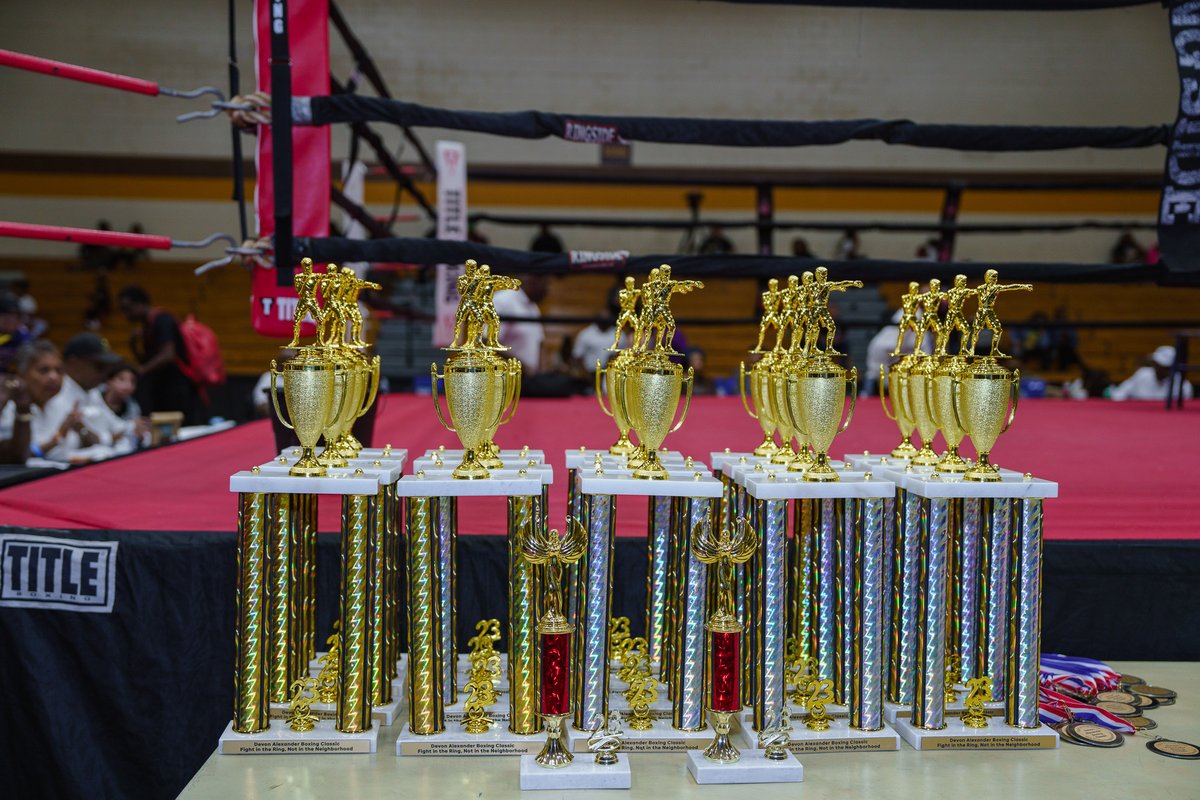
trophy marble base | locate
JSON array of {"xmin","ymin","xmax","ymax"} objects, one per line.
[
  {"xmin": 608, "ymin": 692, "xmax": 674, "ymax": 720},
  {"xmin": 739, "ymin": 719, "xmax": 900, "ymax": 754},
  {"xmin": 686, "ymin": 749, "xmax": 804, "ymax": 785},
  {"xmin": 268, "ymin": 695, "xmax": 402, "ymax": 726},
  {"xmin": 884, "ymin": 700, "xmax": 1005, "ymax": 724},
  {"xmin": 892, "ymin": 717, "xmax": 1059, "ymax": 750},
  {"xmin": 218, "ymin": 720, "xmax": 378, "ymax": 755},
  {"xmin": 518, "ymin": 754, "xmax": 632, "ymax": 790},
  {"xmin": 435, "ymin": 696, "xmax": 513, "ymax": 725},
  {"xmin": 395, "ymin": 723, "xmax": 541, "ymax": 756},
  {"xmin": 569, "ymin": 719, "xmax": 711, "ymax": 753}
]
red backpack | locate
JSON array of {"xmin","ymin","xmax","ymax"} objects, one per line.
[{"xmin": 177, "ymin": 314, "xmax": 225, "ymax": 389}]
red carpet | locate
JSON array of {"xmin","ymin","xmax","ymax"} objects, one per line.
[{"xmin": 0, "ymin": 395, "xmax": 1196, "ymax": 540}]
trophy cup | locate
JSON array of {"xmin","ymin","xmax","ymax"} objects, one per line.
[
  {"xmin": 596, "ymin": 353, "xmax": 636, "ymax": 456},
  {"xmin": 622, "ymin": 265, "xmax": 701, "ymax": 479},
  {"xmin": 926, "ymin": 274, "xmax": 976, "ymax": 473},
  {"xmin": 433, "ymin": 261, "xmax": 524, "ymax": 479},
  {"xmin": 880, "ymin": 357, "xmax": 919, "ymax": 459},
  {"xmin": 695, "ymin": 517, "xmax": 758, "ymax": 764},
  {"xmin": 480, "ymin": 357, "xmax": 522, "ymax": 469},
  {"xmin": 270, "ymin": 348, "xmax": 341, "ymax": 477},
  {"xmin": 793, "ymin": 356, "xmax": 857, "ymax": 482},
  {"xmin": 316, "ymin": 353, "xmax": 353, "ymax": 468},
  {"xmin": 739, "ymin": 356, "xmax": 779, "ymax": 458},
  {"xmin": 952, "ymin": 269, "xmax": 1031, "ymax": 481},
  {"xmin": 521, "ymin": 520, "xmax": 588, "ymax": 768}
]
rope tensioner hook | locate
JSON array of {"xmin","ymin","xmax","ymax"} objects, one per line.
[{"xmin": 0, "ymin": 48, "xmax": 229, "ymax": 123}]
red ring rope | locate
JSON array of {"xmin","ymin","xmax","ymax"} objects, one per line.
[
  {"xmin": 0, "ymin": 221, "xmax": 172, "ymax": 250},
  {"xmin": 0, "ymin": 49, "xmax": 160, "ymax": 96}
]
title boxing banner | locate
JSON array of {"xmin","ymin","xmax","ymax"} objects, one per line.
[
  {"xmin": 1160, "ymin": 1, "xmax": 1200, "ymax": 279},
  {"xmin": 432, "ymin": 141, "xmax": 468, "ymax": 347},
  {"xmin": 250, "ymin": 0, "xmax": 331, "ymax": 337},
  {"xmin": 0, "ymin": 533, "xmax": 118, "ymax": 613}
]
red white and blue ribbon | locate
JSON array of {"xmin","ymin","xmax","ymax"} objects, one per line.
[
  {"xmin": 1038, "ymin": 686, "xmax": 1135, "ymax": 733},
  {"xmin": 1039, "ymin": 653, "xmax": 1121, "ymax": 697}
]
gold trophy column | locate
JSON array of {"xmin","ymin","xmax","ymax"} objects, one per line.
[
  {"xmin": 508, "ymin": 494, "xmax": 543, "ymax": 734},
  {"xmin": 369, "ymin": 486, "xmax": 392, "ymax": 707},
  {"xmin": 234, "ymin": 492, "xmax": 270, "ymax": 734},
  {"xmin": 337, "ymin": 493, "xmax": 375, "ymax": 734},
  {"xmin": 406, "ymin": 495, "xmax": 444, "ymax": 733},
  {"xmin": 267, "ymin": 493, "xmax": 302, "ymax": 704}
]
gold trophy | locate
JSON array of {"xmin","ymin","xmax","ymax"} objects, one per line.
[
  {"xmin": 926, "ymin": 274, "xmax": 976, "ymax": 473},
  {"xmin": 952, "ymin": 269, "xmax": 1030, "ymax": 481},
  {"xmin": 739, "ymin": 355, "xmax": 779, "ymax": 457},
  {"xmin": 596, "ymin": 353, "xmax": 637, "ymax": 456},
  {"xmin": 433, "ymin": 261, "xmax": 523, "ymax": 479},
  {"xmin": 622, "ymin": 265, "xmax": 700, "ymax": 480},
  {"xmin": 432, "ymin": 353, "xmax": 507, "ymax": 479},
  {"xmin": 317, "ymin": 352, "xmax": 354, "ymax": 468},
  {"xmin": 270, "ymin": 347, "xmax": 341, "ymax": 477},
  {"xmin": 880, "ymin": 357, "xmax": 919, "ymax": 459},
  {"xmin": 905, "ymin": 353, "xmax": 941, "ymax": 467},
  {"xmin": 480, "ymin": 357, "xmax": 521, "ymax": 469}
]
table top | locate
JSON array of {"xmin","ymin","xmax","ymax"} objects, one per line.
[{"xmin": 179, "ymin": 661, "xmax": 1200, "ymax": 800}]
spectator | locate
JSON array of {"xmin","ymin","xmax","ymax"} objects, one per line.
[
  {"xmin": 44, "ymin": 332, "xmax": 123, "ymax": 451},
  {"xmin": 698, "ymin": 226, "xmax": 735, "ymax": 255},
  {"xmin": 687, "ymin": 348, "xmax": 716, "ymax": 395},
  {"xmin": 117, "ymin": 285, "xmax": 201, "ymax": 423},
  {"xmin": 1109, "ymin": 346, "xmax": 1192, "ymax": 401},
  {"xmin": 791, "ymin": 237, "xmax": 814, "ymax": 258},
  {"xmin": 865, "ymin": 310, "xmax": 904, "ymax": 395},
  {"xmin": 530, "ymin": 225, "xmax": 565, "ymax": 254},
  {"xmin": 0, "ymin": 372, "xmax": 33, "ymax": 463},
  {"xmin": 835, "ymin": 229, "xmax": 866, "ymax": 260},
  {"xmin": 493, "ymin": 274, "xmax": 549, "ymax": 375},
  {"xmin": 915, "ymin": 238, "xmax": 940, "ymax": 261},
  {"xmin": 93, "ymin": 362, "xmax": 150, "ymax": 452},
  {"xmin": 0, "ymin": 294, "xmax": 33, "ymax": 374},
  {"xmin": 1, "ymin": 340, "xmax": 98, "ymax": 462},
  {"xmin": 80, "ymin": 220, "xmax": 116, "ymax": 272},
  {"xmin": 572, "ymin": 287, "xmax": 622, "ymax": 376}
]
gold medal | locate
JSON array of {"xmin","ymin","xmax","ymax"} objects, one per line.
[
  {"xmin": 1094, "ymin": 700, "xmax": 1138, "ymax": 717},
  {"xmin": 1125, "ymin": 715, "xmax": 1156, "ymax": 731},
  {"xmin": 1118, "ymin": 673, "xmax": 1144, "ymax": 686},
  {"xmin": 1129, "ymin": 694, "xmax": 1158, "ymax": 710},
  {"xmin": 1094, "ymin": 690, "xmax": 1137, "ymax": 704},
  {"xmin": 1059, "ymin": 722, "xmax": 1123, "ymax": 748},
  {"xmin": 1146, "ymin": 738, "xmax": 1200, "ymax": 760},
  {"xmin": 1128, "ymin": 684, "xmax": 1177, "ymax": 700}
]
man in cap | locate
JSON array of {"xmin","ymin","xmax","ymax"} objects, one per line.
[{"xmin": 42, "ymin": 332, "xmax": 124, "ymax": 457}]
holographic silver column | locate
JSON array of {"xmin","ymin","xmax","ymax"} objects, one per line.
[
  {"xmin": 958, "ymin": 497, "xmax": 983, "ymax": 681},
  {"xmin": 753, "ymin": 498, "xmax": 787, "ymax": 732},
  {"xmin": 437, "ymin": 495, "xmax": 457, "ymax": 703},
  {"xmin": 743, "ymin": 491, "xmax": 758, "ymax": 708},
  {"xmin": 663, "ymin": 497, "xmax": 682, "ymax": 695},
  {"xmin": 815, "ymin": 498, "xmax": 841, "ymax": 698},
  {"xmin": 646, "ymin": 495, "xmax": 672, "ymax": 665},
  {"xmin": 984, "ymin": 498, "xmax": 1013, "ymax": 702},
  {"xmin": 841, "ymin": 498, "xmax": 854, "ymax": 705},
  {"xmin": 887, "ymin": 489, "xmax": 922, "ymax": 705},
  {"xmin": 848, "ymin": 497, "xmax": 885, "ymax": 731},
  {"xmin": 573, "ymin": 492, "xmax": 614, "ymax": 731},
  {"xmin": 671, "ymin": 497, "xmax": 711, "ymax": 730},
  {"xmin": 1006, "ymin": 499, "xmax": 1044, "ymax": 729},
  {"xmin": 879, "ymin": 495, "xmax": 894, "ymax": 696},
  {"xmin": 912, "ymin": 497, "xmax": 950, "ymax": 730},
  {"xmin": 566, "ymin": 468, "xmax": 583, "ymax": 627}
]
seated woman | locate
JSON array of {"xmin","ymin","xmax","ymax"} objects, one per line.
[
  {"xmin": 91, "ymin": 361, "xmax": 149, "ymax": 453},
  {"xmin": 0, "ymin": 340, "xmax": 104, "ymax": 463}
]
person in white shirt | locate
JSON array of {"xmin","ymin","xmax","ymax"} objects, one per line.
[
  {"xmin": 91, "ymin": 362, "xmax": 149, "ymax": 452},
  {"xmin": 1109, "ymin": 345, "xmax": 1193, "ymax": 401},
  {"xmin": 572, "ymin": 288, "xmax": 623, "ymax": 374},
  {"xmin": 42, "ymin": 333, "xmax": 123, "ymax": 459},
  {"xmin": 492, "ymin": 273, "xmax": 548, "ymax": 375},
  {"xmin": 0, "ymin": 341, "xmax": 90, "ymax": 462}
]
